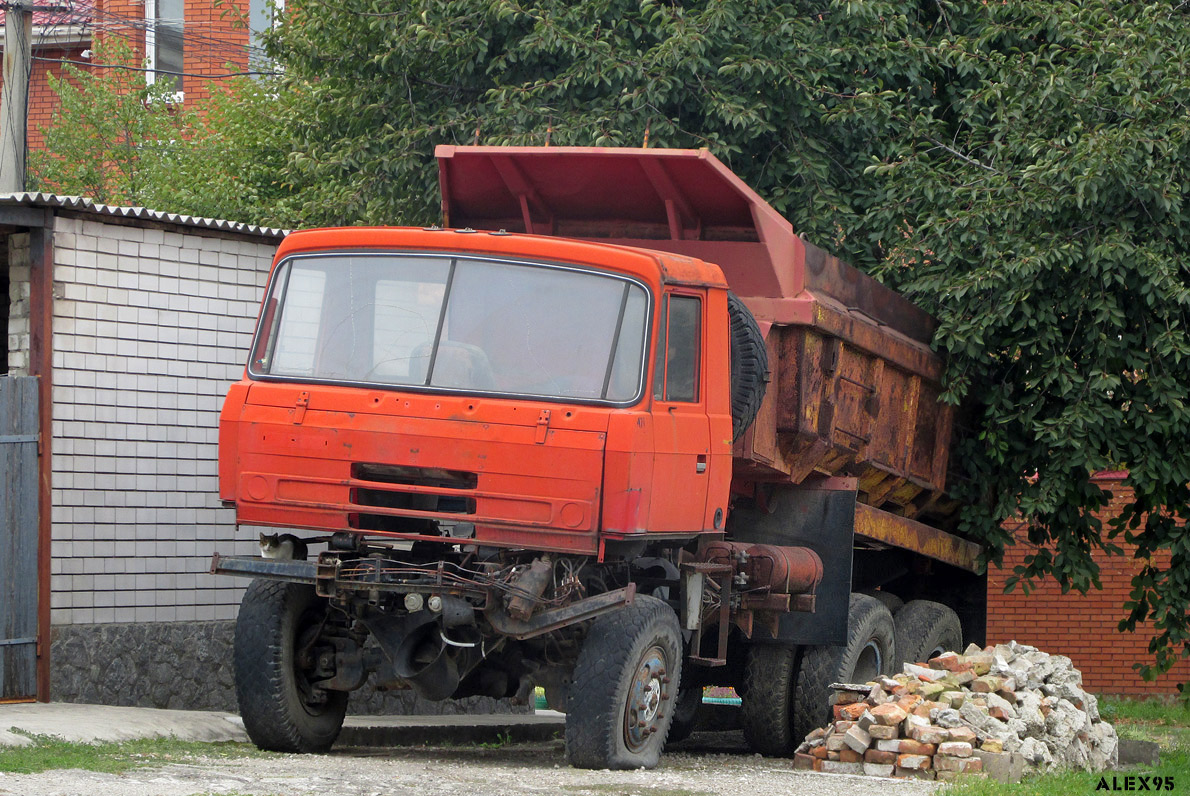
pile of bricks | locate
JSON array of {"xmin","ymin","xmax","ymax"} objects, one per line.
[{"xmin": 793, "ymin": 641, "xmax": 1118, "ymax": 780}]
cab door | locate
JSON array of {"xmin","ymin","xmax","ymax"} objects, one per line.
[{"xmin": 649, "ymin": 291, "xmax": 711, "ymax": 532}]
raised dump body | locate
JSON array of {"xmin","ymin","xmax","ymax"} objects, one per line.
[{"xmin": 437, "ymin": 146, "xmax": 957, "ymax": 525}]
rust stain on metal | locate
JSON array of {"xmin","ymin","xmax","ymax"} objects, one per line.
[{"xmin": 853, "ymin": 503, "xmax": 981, "ymax": 573}]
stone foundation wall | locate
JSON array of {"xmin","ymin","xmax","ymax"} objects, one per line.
[{"xmin": 50, "ymin": 621, "xmax": 528, "ymax": 715}]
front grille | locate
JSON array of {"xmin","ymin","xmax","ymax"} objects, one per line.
[
  {"xmin": 348, "ymin": 464, "xmax": 479, "ymax": 534},
  {"xmin": 351, "ymin": 487, "xmax": 476, "ymax": 515},
  {"xmin": 351, "ymin": 463, "xmax": 478, "ymax": 490}
]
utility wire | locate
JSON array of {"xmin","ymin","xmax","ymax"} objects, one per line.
[{"xmin": 32, "ymin": 54, "xmax": 276, "ymax": 78}]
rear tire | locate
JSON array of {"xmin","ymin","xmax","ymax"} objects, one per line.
[
  {"xmin": 865, "ymin": 589, "xmax": 904, "ymax": 614},
  {"xmin": 790, "ymin": 593, "xmax": 896, "ymax": 743},
  {"xmin": 741, "ymin": 643, "xmax": 799, "ymax": 756},
  {"xmin": 664, "ymin": 685, "xmax": 703, "ymax": 745},
  {"xmin": 894, "ymin": 600, "xmax": 963, "ymax": 666},
  {"xmin": 234, "ymin": 580, "xmax": 348, "ymax": 753},
  {"xmin": 565, "ymin": 595, "xmax": 683, "ymax": 770}
]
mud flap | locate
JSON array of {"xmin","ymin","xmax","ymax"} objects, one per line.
[{"xmin": 725, "ymin": 484, "xmax": 855, "ymax": 646}]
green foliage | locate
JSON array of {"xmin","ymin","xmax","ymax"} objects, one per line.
[
  {"xmin": 851, "ymin": 1, "xmax": 1190, "ymax": 685},
  {"xmin": 256, "ymin": 0, "xmax": 897, "ymax": 235},
  {"xmin": 32, "ymin": 41, "xmax": 290, "ymax": 227},
  {"xmin": 147, "ymin": 77, "xmax": 293, "ymax": 226},
  {"xmin": 30, "ymin": 39, "xmax": 190, "ymax": 205}
]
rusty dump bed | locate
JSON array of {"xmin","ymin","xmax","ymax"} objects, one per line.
[{"xmin": 438, "ymin": 146, "xmax": 958, "ymax": 530}]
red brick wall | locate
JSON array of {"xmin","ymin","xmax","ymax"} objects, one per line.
[
  {"xmin": 24, "ymin": 46, "xmax": 90, "ymax": 152},
  {"xmin": 0, "ymin": 45, "xmax": 90, "ymax": 152},
  {"xmin": 986, "ymin": 474, "xmax": 1190, "ymax": 696},
  {"xmin": 179, "ymin": 0, "xmax": 252, "ymax": 106},
  {"xmin": 7, "ymin": 0, "xmax": 254, "ymax": 154},
  {"xmin": 96, "ymin": 0, "xmax": 254, "ymax": 106}
]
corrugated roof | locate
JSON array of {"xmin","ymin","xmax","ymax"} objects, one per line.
[{"xmin": 0, "ymin": 193, "xmax": 288, "ymax": 239}]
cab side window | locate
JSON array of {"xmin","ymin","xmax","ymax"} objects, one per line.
[{"xmin": 653, "ymin": 294, "xmax": 701, "ymax": 402}]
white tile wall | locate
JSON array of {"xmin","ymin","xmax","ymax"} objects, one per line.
[
  {"xmin": 44, "ymin": 216, "xmax": 280, "ymax": 625},
  {"xmin": 7, "ymin": 233, "xmax": 30, "ymax": 375}
]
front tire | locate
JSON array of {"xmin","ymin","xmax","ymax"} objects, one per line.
[
  {"xmin": 565, "ymin": 595, "xmax": 683, "ymax": 770},
  {"xmin": 234, "ymin": 580, "xmax": 348, "ymax": 753}
]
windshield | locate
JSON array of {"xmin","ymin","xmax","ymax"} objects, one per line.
[{"xmin": 250, "ymin": 252, "xmax": 650, "ymax": 403}]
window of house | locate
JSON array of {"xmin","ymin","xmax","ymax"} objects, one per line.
[
  {"xmin": 147, "ymin": 0, "xmax": 185, "ymax": 94},
  {"xmin": 653, "ymin": 294, "xmax": 701, "ymax": 402},
  {"xmin": 248, "ymin": 0, "xmax": 283, "ymax": 72}
]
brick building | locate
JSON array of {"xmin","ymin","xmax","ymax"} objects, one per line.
[
  {"xmin": 986, "ymin": 472, "xmax": 1190, "ymax": 696},
  {"xmin": 0, "ymin": 2, "xmax": 93, "ymax": 152},
  {"xmin": 0, "ymin": 0, "xmax": 269, "ymax": 151}
]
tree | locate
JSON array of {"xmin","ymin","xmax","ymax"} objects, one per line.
[
  {"xmin": 258, "ymin": 0, "xmax": 1190, "ymax": 684},
  {"xmin": 147, "ymin": 76, "xmax": 293, "ymax": 227},
  {"xmin": 31, "ymin": 40, "xmax": 291, "ymax": 228},
  {"xmin": 256, "ymin": 0, "xmax": 890, "ymax": 237},
  {"xmin": 858, "ymin": 1, "xmax": 1190, "ymax": 684},
  {"xmin": 30, "ymin": 39, "xmax": 191, "ymax": 205}
]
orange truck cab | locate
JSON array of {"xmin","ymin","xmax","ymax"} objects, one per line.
[
  {"xmin": 213, "ymin": 147, "xmax": 983, "ymax": 770},
  {"xmin": 219, "ymin": 227, "xmax": 735, "ymax": 556}
]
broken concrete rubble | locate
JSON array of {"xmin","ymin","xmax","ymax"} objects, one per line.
[{"xmin": 792, "ymin": 640, "xmax": 1118, "ymax": 781}]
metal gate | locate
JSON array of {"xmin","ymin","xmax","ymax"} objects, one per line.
[{"xmin": 0, "ymin": 376, "xmax": 39, "ymax": 701}]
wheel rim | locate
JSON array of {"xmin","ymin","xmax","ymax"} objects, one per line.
[
  {"xmin": 853, "ymin": 640, "xmax": 883, "ymax": 683},
  {"xmin": 624, "ymin": 644, "xmax": 670, "ymax": 752}
]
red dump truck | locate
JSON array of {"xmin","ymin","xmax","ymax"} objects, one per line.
[{"xmin": 213, "ymin": 146, "xmax": 984, "ymax": 769}]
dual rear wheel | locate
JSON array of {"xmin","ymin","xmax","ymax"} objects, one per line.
[{"xmin": 741, "ymin": 593, "xmax": 963, "ymax": 755}]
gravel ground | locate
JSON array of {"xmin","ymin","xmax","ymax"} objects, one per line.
[{"xmin": 0, "ymin": 733, "xmax": 944, "ymax": 796}]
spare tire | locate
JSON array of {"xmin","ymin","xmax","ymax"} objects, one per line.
[{"xmin": 728, "ymin": 292, "xmax": 769, "ymax": 440}]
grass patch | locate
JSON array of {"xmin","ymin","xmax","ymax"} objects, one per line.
[
  {"xmin": 943, "ymin": 695, "xmax": 1189, "ymax": 795},
  {"xmin": 1100, "ymin": 696, "xmax": 1190, "ymax": 728},
  {"xmin": 0, "ymin": 731, "xmax": 264, "ymax": 775}
]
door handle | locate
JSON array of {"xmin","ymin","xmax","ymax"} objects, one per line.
[{"xmin": 696, "ymin": 455, "xmax": 707, "ymax": 474}]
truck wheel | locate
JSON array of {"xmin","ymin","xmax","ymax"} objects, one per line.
[
  {"xmin": 790, "ymin": 593, "xmax": 895, "ymax": 743},
  {"xmin": 234, "ymin": 579, "xmax": 348, "ymax": 753},
  {"xmin": 728, "ymin": 291, "xmax": 769, "ymax": 441},
  {"xmin": 664, "ymin": 685, "xmax": 703, "ymax": 745},
  {"xmin": 565, "ymin": 595, "xmax": 682, "ymax": 770},
  {"xmin": 741, "ymin": 643, "xmax": 799, "ymax": 755},
  {"xmin": 894, "ymin": 600, "xmax": 962, "ymax": 666},
  {"xmin": 864, "ymin": 589, "xmax": 904, "ymax": 614}
]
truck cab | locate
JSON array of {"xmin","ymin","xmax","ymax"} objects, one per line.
[{"xmin": 218, "ymin": 227, "xmax": 736, "ymax": 555}]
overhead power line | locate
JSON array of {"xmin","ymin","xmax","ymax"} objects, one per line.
[{"xmin": 32, "ymin": 54, "xmax": 275, "ymax": 78}]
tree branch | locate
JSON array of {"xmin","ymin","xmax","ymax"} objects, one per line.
[{"xmin": 924, "ymin": 136, "xmax": 1001, "ymax": 173}]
